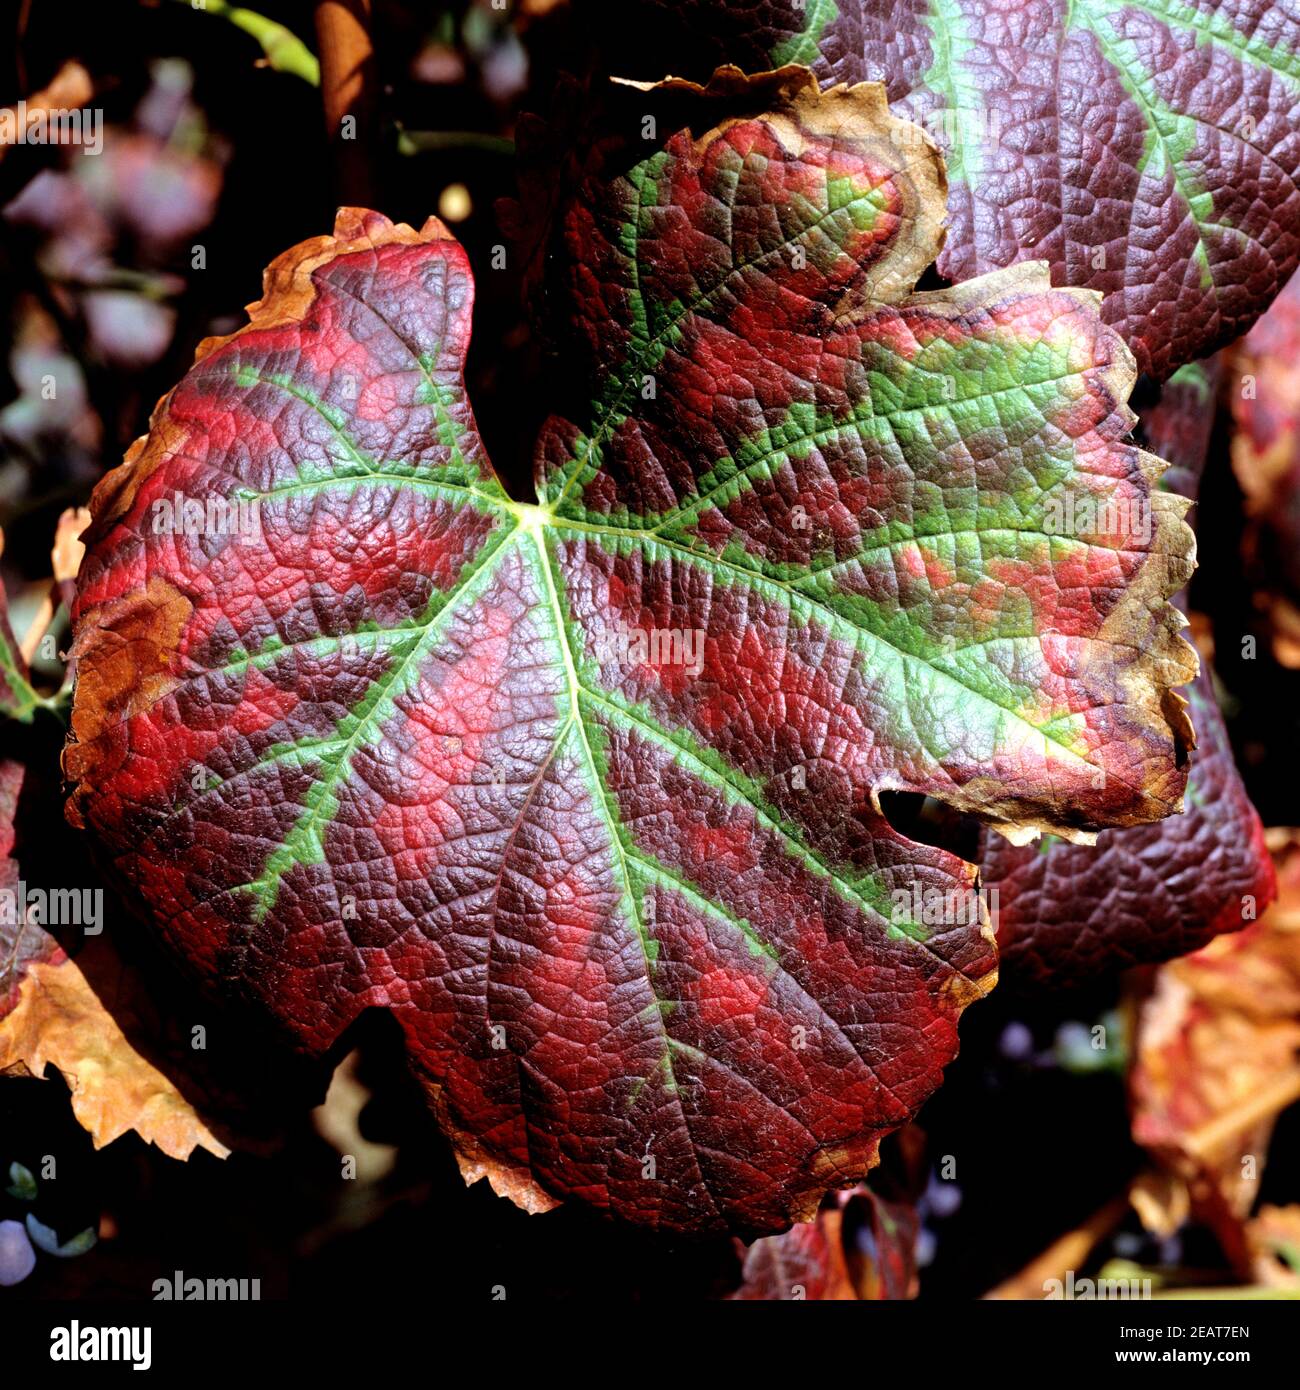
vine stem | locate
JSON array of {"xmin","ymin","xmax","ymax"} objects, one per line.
[
  {"xmin": 314, "ymin": 0, "xmax": 377, "ymax": 207},
  {"xmin": 982, "ymin": 1196, "xmax": 1131, "ymax": 1300}
]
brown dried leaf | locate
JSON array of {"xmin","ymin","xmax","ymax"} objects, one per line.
[
  {"xmin": 0, "ymin": 934, "xmax": 230, "ymax": 1160},
  {"xmin": 1129, "ymin": 830, "xmax": 1300, "ymax": 1267}
]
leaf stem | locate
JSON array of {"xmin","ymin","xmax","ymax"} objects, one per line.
[
  {"xmin": 314, "ymin": 0, "xmax": 377, "ymax": 206},
  {"xmin": 395, "ymin": 127, "xmax": 515, "ymax": 158},
  {"xmin": 176, "ymin": 1, "xmax": 320, "ymax": 85},
  {"xmin": 983, "ymin": 1196, "xmax": 1131, "ymax": 1299}
]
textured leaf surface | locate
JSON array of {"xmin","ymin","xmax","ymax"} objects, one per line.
[
  {"xmin": 983, "ymin": 359, "xmax": 1275, "ymax": 986},
  {"xmin": 603, "ymin": 0, "xmax": 1300, "ymax": 377},
  {"xmin": 982, "ymin": 670, "xmax": 1273, "ymax": 985},
  {"xmin": 67, "ymin": 79, "xmax": 1194, "ymax": 1234},
  {"xmin": 853, "ymin": 1187, "xmax": 922, "ymax": 1298},
  {"xmin": 1143, "ymin": 356, "xmax": 1225, "ymax": 498}
]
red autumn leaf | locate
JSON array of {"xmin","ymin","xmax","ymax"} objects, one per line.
[
  {"xmin": 66, "ymin": 75, "xmax": 1195, "ymax": 1234},
  {"xmin": 730, "ymin": 1204, "xmax": 859, "ymax": 1299},
  {"xmin": 1142, "ymin": 356, "xmax": 1226, "ymax": 501},
  {"xmin": 0, "ymin": 537, "xmax": 308, "ymax": 1160},
  {"xmin": 982, "ymin": 360, "xmax": 1276, "ymax": 986},
  {"xmin": 982, "ymin": 669, "xmax": 1274, "ymax": 986},
  {"xmin": 853, "ymin": 1186, "xmax": 922, "ymax": 1300},
  {"xmin": 594, "ymin": 0, "xmax": 1300, "ymax": 378}
]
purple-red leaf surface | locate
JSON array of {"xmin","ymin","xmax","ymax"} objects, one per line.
[
  {"xmin": 66, "ymin": 77, "xmax": 1195, "ymax": 1234},
  {"xmin": 982, "ymin": 669, "xmax": 1274, "ymax": 985},
  {"xmin": 982, "ymin": 358, "xmax": 1275, "ymax": 986},
  {"xmin": 599, "ymin": 0, "xmax": 1300, "ymax": 378}
]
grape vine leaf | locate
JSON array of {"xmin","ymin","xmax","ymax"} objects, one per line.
[
  {"xmin": 982, "ymin": 359, "xmax": 1276, "ymax": 986},
  {"xmin": 1143, "ymin": 355, "xmax": 1225, "ymax": 499},
  {"xmin": 981, "ymin": 668, "xmax": 1273, "ymax": 985},
  {"xmin": 596, "ymin": 0, "xmax": 1300, "ymax": 378},
  {"xmin": 66, "ymin": 76, "xmax": 1196, "ymax": 1234}
]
